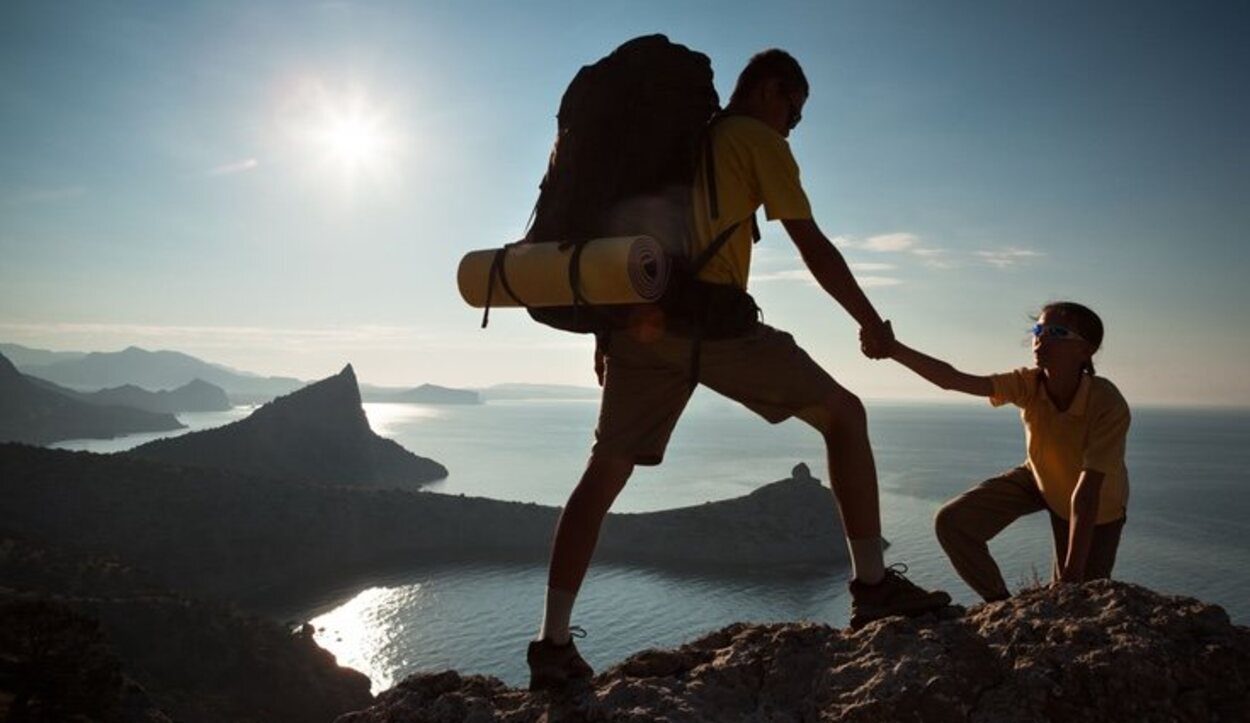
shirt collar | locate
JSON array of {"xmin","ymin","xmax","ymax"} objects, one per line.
[{"xmin": 1035, "ymin": 371, "xmax": 1092, "ymax": 416}]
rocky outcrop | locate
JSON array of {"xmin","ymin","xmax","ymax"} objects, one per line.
[
  {"xmin": 126, "ymin": 365, "xmax": 447, "ymax": 487},
  {"xmin": 0, "ymin": 446, "xmax": 843, "ymax": 604},
  {"xmin": 335, "ymin": 581, "xmax": 1250, "ymax": 723},
  {"xmin": 0, "ymin": 352, "xmax": 184, "ymax": 445},
  {"xmin": 0, "ymin": 538, "xmax": 372, "ymax": 723}
]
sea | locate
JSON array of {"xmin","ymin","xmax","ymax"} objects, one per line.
[{"xmin": 54, "ymin": 394, "xmax": 1250, "ymax": 693}]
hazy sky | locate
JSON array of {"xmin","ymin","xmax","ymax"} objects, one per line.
[{"xmin": 2, "ymin": 1, "xmax": 1247, "ymax": 406}]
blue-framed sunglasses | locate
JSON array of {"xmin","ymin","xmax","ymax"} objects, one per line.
[{"xmin": 1031, "ymin": 323, "xmax": 1087, "ymax": 342}]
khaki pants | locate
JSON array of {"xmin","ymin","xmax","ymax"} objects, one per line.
[{"xmin": 934, "ymin": 465, "xmax": 1125, "ymax": 602}]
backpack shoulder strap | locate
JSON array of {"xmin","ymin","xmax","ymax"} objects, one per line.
[{"xmin": 694, "ymin": 113, "xmax": 761, "ymax": 275}]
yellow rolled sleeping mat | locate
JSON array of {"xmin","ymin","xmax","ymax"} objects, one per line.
[{"xmin": 457, "ymin": 236, "xmax": 671, "ymax": 309}]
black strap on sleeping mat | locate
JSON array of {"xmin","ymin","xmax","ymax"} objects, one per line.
[{"xmin": 482, "ymin": 245, "xmax": 523, "ymax": 329}]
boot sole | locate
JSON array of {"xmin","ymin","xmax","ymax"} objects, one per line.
[{"xmin": 850, "ymin": 598, "xmax": 953, "ymax": 630}]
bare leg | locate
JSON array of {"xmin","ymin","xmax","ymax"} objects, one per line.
[
  {"xmin": 817, "ymin": 387, "xmax": 881, "ymax": 540},
  {"xmin": 546, "ymin": 453, "xmax": 635, "ymax": 594}
]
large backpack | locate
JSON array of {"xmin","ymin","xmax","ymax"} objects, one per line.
[{"xmin": 518, "ymin": 35, "xmax": 749, "ymax": 336}]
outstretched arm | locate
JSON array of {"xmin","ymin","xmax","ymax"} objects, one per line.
[
  {"xmin": 889, "ymin": 340, "xmax": 995, "ymax": 397},
  {"xmin": 782, "ymin": 218, "xmax": 890, "ymax": 345}
]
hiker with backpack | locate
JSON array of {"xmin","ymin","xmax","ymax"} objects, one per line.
[{"xmin": 522, "ymin": 39, "xmax": 952, "ymax": 692}]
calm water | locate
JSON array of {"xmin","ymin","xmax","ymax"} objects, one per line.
[{"xmin": 58, "ymin": 395, "xmax": 1250, "ymax": 693}]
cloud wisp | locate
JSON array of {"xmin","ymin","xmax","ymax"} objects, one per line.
[
  {"xmin": 207, "ymin": 158, "xmax": 261, "ymax": 176},
  {"xmin": 3, "ymin": 186, "xmax": 88, "ymax": 206},
  {"xmin": 976, "ymin": 248, "xmax": 1045, "ymax": 268},
  {"xmin": 834, "ymin": 232, "xmax": 1042, "ymax": 271},
  {"xmin": 752, "ymin": 267, "xmax": 903, "ymax": 288}
]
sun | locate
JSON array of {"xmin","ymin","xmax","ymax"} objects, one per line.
[
  {"xmin": 318, "ymin": 107, "xmax": 387, "ymax": 168},
  {"xmin": 283, "ymin": 80, "xmax": 402, "ymax": 182}
]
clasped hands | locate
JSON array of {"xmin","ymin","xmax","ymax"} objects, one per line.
[{"xmin": 859, "ymin": 319, "xmax": 896, "ymax": 360}]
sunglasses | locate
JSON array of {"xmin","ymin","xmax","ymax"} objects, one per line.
[{"xmin": 1031, "ymin": 323, "xmax": 1086, "ymax": 342}]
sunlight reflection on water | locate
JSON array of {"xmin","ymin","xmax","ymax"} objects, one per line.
[
  {"xmin": 362, "ymin": 402, "xmax": 443, "ymax": 437},
  {"xmin": 308, "ymin": 584, "xmax": 425, "ymax": 693}
]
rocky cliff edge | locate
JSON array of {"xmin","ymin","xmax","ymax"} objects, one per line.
[{"xmin": 335, "ymin": 581, "xmax": 1249, "ymax": 723}]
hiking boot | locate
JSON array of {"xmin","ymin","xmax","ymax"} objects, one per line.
[
  {"xmin": 527, "ymin": 627, "xmax": 593, "ymax": 692},
  {"xmin": 849, "ymin": 564, "xmax": 952, "ymax": 630}
]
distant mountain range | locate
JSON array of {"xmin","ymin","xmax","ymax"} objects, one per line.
[
  {"xmin": 0, "ymin": 351, "xmax": 184, "ymax": 445},
  {"xmin": 7, "ymin": 343, "xmax": 304, "ymax": 400},
  {"xmin": 127, "ymin": 364, "xmax": 447, "ymax": 487},
  {"xmin": 3, "ymin": 342, "xmax": 598, "ymax": 405},
  {"xmin": 360, "ymin": 383, "xmax": 481, "ymax": 405},
  {"xmin": 26, "ymin": 376, "xmax": 232, "ymax": 414}
]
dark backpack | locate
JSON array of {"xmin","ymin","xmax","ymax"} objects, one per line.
[{"xmin": 511, "ymin": 35, "xmax": 756, "ymax": 337}]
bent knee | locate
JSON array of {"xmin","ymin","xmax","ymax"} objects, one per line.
[
  {"xmin": 814, "ymin": 388, "xmax": 866, "ymax": 438},
  {"xmin": 934, "ymin": 499, "xmax": 972, "ymax": 539}
]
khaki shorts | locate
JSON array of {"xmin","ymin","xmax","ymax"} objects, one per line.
[{"xmin": 592, "ymin": 323, "xmax": 843, "ymax": 465}]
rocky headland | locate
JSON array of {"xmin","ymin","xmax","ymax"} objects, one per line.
[
  {"xmin": 126, "ymin": 365, "xmax": 448, "ymax": 487},
  {"xmin": 0, "ymin": 445, "xmax": 843, "ymax": 604},
  {"xmin": 0, "ymin": 351, "xmax": 184, "ymax": 445},
  {"xmin": 336, "ymin": 581, "xmax": 1250, "ymax": 723}
]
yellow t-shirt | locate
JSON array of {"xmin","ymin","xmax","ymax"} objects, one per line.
[
  {"xmin": 690, "ymin": 115, "xmax": 813, "ymax": 288},
  {"xmin": 990, "ymin": 368, "xmax": 1131, "ymax": 524}
]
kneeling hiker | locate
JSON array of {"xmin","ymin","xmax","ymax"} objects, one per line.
[
  {"xmin": 874, "ymin": 302, "xmax": 1130, "ymax": 602},
  {"xmin": 526, "ymin": 45, "xmax": 950, "ymax": 691}
]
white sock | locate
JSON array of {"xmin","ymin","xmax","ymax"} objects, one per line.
[
  {"xmin": 848, "ymin": 537, "xmax": 885, "ymax": 585},
  {"xmin": 538, "ymin": 586, "xmax": 576, "ymax": 645}
]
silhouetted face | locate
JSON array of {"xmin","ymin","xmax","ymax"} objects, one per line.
[
  {"xmin": 1032, "ymin": 310, "xmax": 1093, "ymax": 374},
  {"xmin": 780, "ymin": 88, "xmax": 807, "ymax": 139}
]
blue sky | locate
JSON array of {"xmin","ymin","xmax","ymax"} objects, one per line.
[{"xmin": 2, "ymin": 1, "xmax": 1247, "ymax": 406}]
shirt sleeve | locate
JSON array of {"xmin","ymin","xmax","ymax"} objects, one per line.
[
  {"xmin": 1083, "ymin": 387, "xmax": 1131, "ymax": 474},
  {"xmin": 989, "ymin": 368, "xmax": 1037, "ymax": 408},
  {"xmin": 750, "ymin": 132, "xmax": 812, "ymax": 221}
]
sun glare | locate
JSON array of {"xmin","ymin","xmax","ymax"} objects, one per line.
[
  {"xmin": 319, "ymin": 109, "xmax": 386, "ymax": 166},
  {"xmin": 283, "ymin": 79, "xmax": 403, "ymax": 185}
]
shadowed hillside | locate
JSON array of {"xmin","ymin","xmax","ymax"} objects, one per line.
[
  {"xmin": 0, "ymin": 537, "xmax": 372, "ymax": 723},
  {"xmin": 0, "ymin": 445, "xmax": 844, "ymax": 605},
  {"xmin": 0, "ymin": 352, "xmax": 183, "ymax": 446}
]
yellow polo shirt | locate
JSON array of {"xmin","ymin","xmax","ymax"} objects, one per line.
[
  {"xmin": 691, "ymin": 115, "xmax": 813, "ymax": 289},
  {"xmin": 991, "ymin": 368, "xmax": 1130, "ymax": 524}
]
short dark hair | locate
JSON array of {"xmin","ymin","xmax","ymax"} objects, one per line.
[
  {"xmin": 728, "ymin": 49, "xmax": 809, "ymax": 108},
  {"xmin": 1041, "ymin": 301, "xmax": 1105, "ymax": 376}
]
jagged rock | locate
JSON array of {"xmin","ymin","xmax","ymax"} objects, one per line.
[
  {"xmin": 0, "ymin": 352, "xmax": 184, "ymax": 445},
  {"xmin": 334, "ymin": 581, "xmax": 1250, "ymax": 723},
  {"xmin": 126, "ymin": 365, "xmax": 447, "ymax": 486}
]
